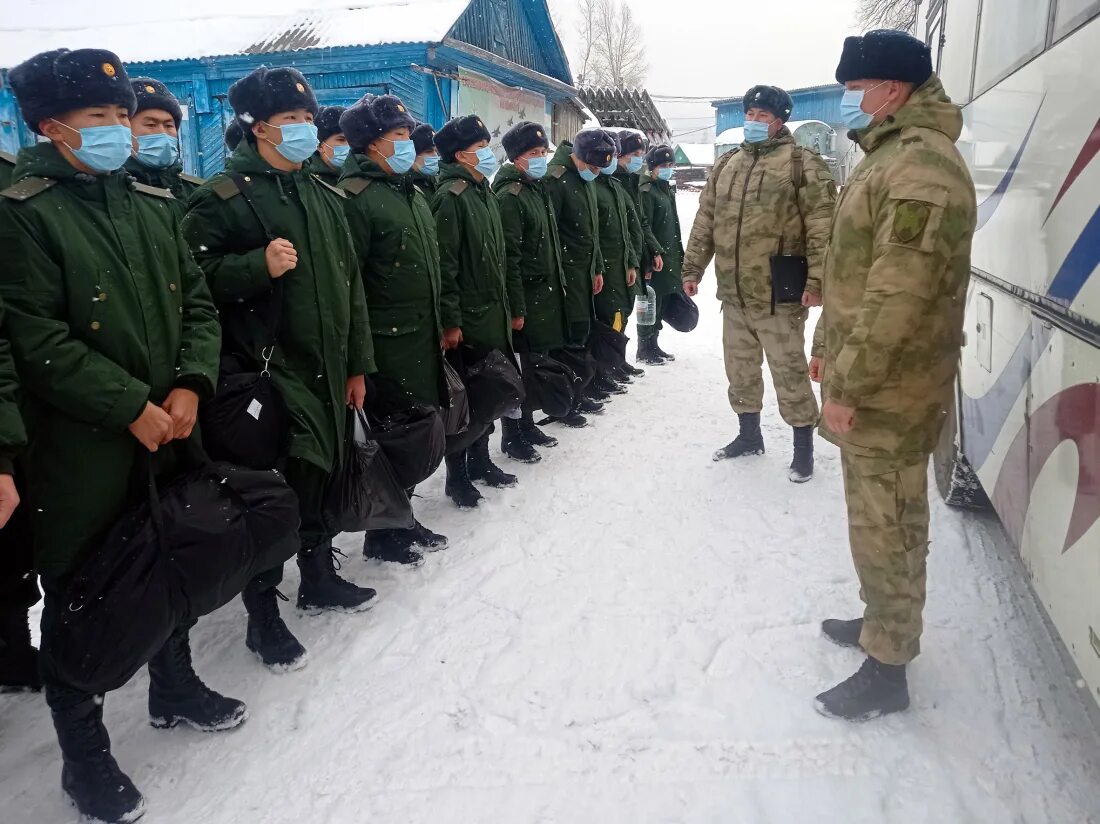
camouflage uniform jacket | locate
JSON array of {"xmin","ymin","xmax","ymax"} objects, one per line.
[
  {"xmin": 814, "ymin": 76, "xmax": 976, "ymax": 459},
  {"xmin": 682, "ymin": 128, "xmax": 835, "ymax": 304}
]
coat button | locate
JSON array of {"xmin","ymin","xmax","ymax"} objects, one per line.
[
  {"xmin": 391, "ymin": 327, "xmax": 398, "ymax": 333},
  {"xmin": 169, "ymin": 283, "xmax": 177, "ymax": 292},
  {"xmin": 90, "ymin": 321, "xmax": 101, "ymax": 331},
  {"xmin": 394, "ymin": 261, "xmax": 401, "ymax": 268},
  {"xmin": 98, "ymin": 292, "xmax": 107, "ymax": 301}
]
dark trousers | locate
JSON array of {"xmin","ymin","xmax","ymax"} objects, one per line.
[{"xmin": 247, "ymin": 457, "xmax": 334, "ymax": 592}]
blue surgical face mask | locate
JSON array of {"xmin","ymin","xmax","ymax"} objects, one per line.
[
  {"xmin": 55, "ymin": 121, "xmax": 132, "ymax": 173},
  {"xmin": 467, "ymin": 146, "xmax": 499, "ymax": 177},
  {"xmin": 265, "ymin": 121, "xmax": 319, "ymax": 163},
  {"xmin": 524, "ymin": 156, "xmax": 548, "ymax": 179},
  {"xmin": 626, "ymin": 155, "xmax": 644, "ymax": 174},
  {"xmin": 420, "ymin": 154, "xmax": 440, "ymax": 176},
  {"xmin": 743, "ymin": 120, "xmax": 770, "ymax": 144},
  {"xmin": 658, "ymin": 167, "xmax": 674, "ymax": 182},
  {"xmin": 326, "ymin": 143, "xmax": 350, "ymax": 168},
  {"xmin": 600, "ymin": 157, "xmax": 618, "ymax": 175},
  {"xmin": 378, "ymin": 137, "xmax": 416, "ymax": 173},
  {"xmin": 134, "ymin": 132, "xmax": 179, "ymax": 168},
  {"xmin": 578, "ymin": 166, "xmax": 598, "ymax": 182},
  {"xmin": 840, "ymin": 81, "xmax": 889, "ymax": 130}
]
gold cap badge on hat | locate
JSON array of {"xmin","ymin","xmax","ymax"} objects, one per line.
[
  {"xmin": 144, "ymin": 85, "xmax": 156, "ymax": 93},
  {"xmin": 295, "ymin": 82, "xmax": 305, "ymax": 93},
  {"xmin": 477, "ymin": 120, "xmax": 484, "ymax": 128},
  {"xmin": 102, "ymin": 63, "xmax": 116, "ymax": 77},
  {"xmin": 537, "ymin": 130, "xmax": 544, "ymax": 137},
  {"xmin": 397, "ymin": 104, "xmax": 406, "ymax": 112}
]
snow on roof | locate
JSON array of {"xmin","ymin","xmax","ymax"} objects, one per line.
[
  {"xmin": 0, "ymin": 0, "xmax": 470, "ymax": 68},
  {"xmin": 676, "ymin": 142, "xmax": 714, "ymax": 166}
]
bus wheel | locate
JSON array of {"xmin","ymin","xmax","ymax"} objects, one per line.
[{"xmin": 933, "ymin": 399, "xmax": 990, "ymax": 510}]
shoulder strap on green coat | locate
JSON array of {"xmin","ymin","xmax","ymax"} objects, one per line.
[
  {"xmin": 311, "ymin": 175, "xmax": 347, "ymax": 198},
  {"xmin": 549, "ymin": 165, "xmax": 566, "ymax": 179},
  {"xmin": 0, "ymin": 151, "xmax": 16, "ymax": 166},
  {"xmin": 639, "ymin": 181, "xmax": 652, "ymax": 193},
  {"xmin": 339, "ymin": 176, "xmax": 372, "ymax": 196},
  {"xmin": 179, "ymin": 172, "xmax": 205, "ymax": 185},
  {"xmin": 132, "ymin": 181, "xmax": 175, "ymax": 200},
  {"xmin": 506, "ymin": 182, "xmax": 523, "ymax": 196},
  {"xmin": 212, "ymin": 176, "xmax": 242, "ymax": 201},
  {"xmin": 448, "ymin": 179, "xmax": 469, "ymax": 196},
  {"xmin": 0, "ymin": 176, "xmax": 57, "ymax": 202}
]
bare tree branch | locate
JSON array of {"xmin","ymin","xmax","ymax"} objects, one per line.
[
  {"xmin": 855, "ymin": 0, "xmax": 919, "ymax": 32},
  {"xmin": 588, "ymin": 0, "xmax": 648, "ymax": 88},
  {"xmin": 575, "ymin": 0, "xmax": 600, "ymax": 86}
]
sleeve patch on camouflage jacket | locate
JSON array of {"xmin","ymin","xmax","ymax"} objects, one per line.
[{"xmin": 892, "ymin": 201, "xmax": 931, "ymax": 244}]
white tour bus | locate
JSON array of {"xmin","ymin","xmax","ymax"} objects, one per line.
[{"xmin": 916, "ymin": 0, "xmax": 1100, "ymax": 709}]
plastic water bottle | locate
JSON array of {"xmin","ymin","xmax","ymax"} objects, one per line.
[{"xmin": 635, "ymin": 284, "xmax": 657, "ymax": 326}]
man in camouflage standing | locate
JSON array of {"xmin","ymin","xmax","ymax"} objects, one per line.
[
  {"xmin": 682, "ymin": 85, "xmax": 835, "ymax": 483},
  {"xmin": 811, "ymin": 30, "xmax": 976, "ymax": 720}
]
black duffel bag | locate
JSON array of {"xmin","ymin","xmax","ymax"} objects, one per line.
[
  {"xmin": 662, "ymin": 289, "xmax": 700, "ymax": 333},
  {"xmin": 524, "ymin": 352, "xmax": 576, "ymax": 418},
  {"xmin": 461, "ymin": 347, "xmax": 525, "ymax": 423},
  {"xmin": 200, "ymin": 175, "xmax": 289, "ymax": 470},
  {"xmin": 368, "ymin": 404, "xmax": 446, "ymax": 489},
  {"xmin": 325, "ymin": 409, "xmax": 413, "ymax": 533},
  {"xmin": 440, "ymin": 356, "xmax": 470, "ymax": 437},
  {"xmin": 46, "ymin": 442, "xmax": 300, "ymax": 695},
  {"xmin": 552, "ymin": 347, "xmax": 597, "ymax": 403},
  {"xmin": 590, "ymin": 319, "xmax": 630, "ymax": 372}
]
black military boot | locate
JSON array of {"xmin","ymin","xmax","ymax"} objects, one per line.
[
  {"xmin": 52, "ymin": 696, "xmax": 146, "ymax": 823},
  {"xmin": 546, "ymin": 410, "xmax": 590, "ymax": 428},
  {"xmin": 815, "ymin": 656, "xmax": 910, "ymax": 721},
  {"xmin": 411, "ymin": 520, "xmax": 448, "ymax": 551},
  {"xmin": 713, "ymin": 413, "xmax": 765, "ymax": 461},
  {"xmin": 621, "ymin": 361, "xmax": 646, "ymax": 378},
  {"xmin": 241, "ymin": 586, "xmax": 308, "ymax": 672},
  {"xmin": 467, "ymin": 432, "xmax": 518, "ymax": 488},
  {"xmin": 0, "ymin": 605, "xmax": 41, "ymax": 692},
  {"xmin": 520, "ymin": 412, "xmax": 558, "ymax": 447},
  {"xmin": 594, "ymin": 374, "xmax": 628, "ymax": 395},
  {"xmin": 822, "ymin": 617, "xmax": 864, "ymax": 649},
  {"xmin": 653, "ymin": 340, "xmax": 676, "ymax": 361},
  {"xmin": 363, "ymin": 529, "xmax": 425, "ymax": 565},
  {"xmin": 585, "ymin": 382, "xmax": 611, "ymax": 402},
  {"xmin": 148, "ymin": 627, "xmax": 248, "ymax": 732},
  {"xmin": 576, "ymin": 397, "xmax": 604, "ymax": 415},
  {"xmin": 637, "ymin": 337, "xmax": 666, "ymax": 365},
  {"xmin": 789, "ymin": 425, "xmax": 815, "ymax": 483},
  {"xmin": 501, "ymin": 417, "xmax": 541, "ymax": 464},
  {"xmin": 611, "ymin": 365, "xmax": 634, "ymax": 384},
  {"xmin": 297, "ymin": 543, "xmax": 377, "ymax": 614},
  {"xmin": 445, "ymin": 451, "xmax": 484, "ymax": 508}
]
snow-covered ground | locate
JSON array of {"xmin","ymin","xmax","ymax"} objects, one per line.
[{"xmin": 3, "ymin": 193, "xmax": 1100, "ymax": 824}]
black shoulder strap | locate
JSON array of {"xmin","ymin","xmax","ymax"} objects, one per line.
[
  {"xmin": 791, "ymin": 146, "xmax": 805, "ymax": 190},
  {"xmin": 225, "ymin": 172, "xmax": 283, "ymax": 349}
]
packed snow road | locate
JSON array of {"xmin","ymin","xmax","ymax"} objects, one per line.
[{"xmin": 2, "ymin": 194, "xmax": 1100, "ymax": 824}]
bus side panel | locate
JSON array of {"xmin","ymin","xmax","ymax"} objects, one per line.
[{"xmin": 1018, "ymin": 325, "xmax": 1100, "ymax": 705}]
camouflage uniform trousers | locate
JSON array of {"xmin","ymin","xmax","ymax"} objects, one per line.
[
  {"xmin": 841, "ymin": 450, "xmax": 931, "ymax": 665},
  {"xmin": 721, "ymin": 300, "xmax": 818, "ymax": 427}
]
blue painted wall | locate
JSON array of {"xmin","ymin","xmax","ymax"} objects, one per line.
[{"xmin": 715, "ymin": 85, "xmax": 845, "ymax": 134}]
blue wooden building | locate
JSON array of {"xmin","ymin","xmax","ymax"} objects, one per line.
[
  {"xmin": 712, "ymin": 83, "xmax": 844, "ymax": 135},
  {"xmin": 0, "ymin": 0, "xmax": 582, "ymax": 177}
]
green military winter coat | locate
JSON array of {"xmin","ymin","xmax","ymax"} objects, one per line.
[
  {"xmin": 592, "ymin": 173, "xmax": 642, "ymax": 324},
  {"xmin": 431, "ymin": 162, "xmax": 516, "ymax": 354},
  {"xmin": 639, "ymin": 176, "xmax": 685, "ymax": 297},
  {"xmin": 183, "ymin": 142, "xmax": 373, "ymax": 474},
  {"xmin": 492, "ymin": 163, "xmax": 569, "ymax": 353},
  {"xmin": 339, "ymin": 152, "xmax": 448, "ymax": 408},
  {"xmin": 410, "ymin": 169, "xmax": 438, "ymax": 199},
  {"xmin": 306, "ymin": 153, "xmax": 341, "ymax": 187},
  {"xmin": 614, "ymin": 166, "xmax": 663, "ymax": 273},
  {"xmin": 0, "ymin": 143, "xmax": 221, "ymax": 575},
  {"xmin": 683, "ymin": 128, "xmax": 836, "ymax": 305},
  {"xmin": 814, "ymin": 76, "xmax": 976, "ymax": 460},
  {"xmin": 544, "ymin": 141, "xmax": 603, "ymax": 343},
  {"xmin": 123, "ymin": 157, "xmax": 202, "ymax": 212},
  {"xmin": 0, "ymin": 296, "xmax": 27, "ymax": 477}
]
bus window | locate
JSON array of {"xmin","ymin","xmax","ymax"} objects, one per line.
[
  {"xmin": 1055, "ymin": 0, "xmax": 1100, "ymax": 40},
  {"xmin": 975, "ymin": 0, "xmax": 1051, "ymax": 93},
  {"xmin": 937, "ymin": 0, "xmax": 980, "ymax": 105}
]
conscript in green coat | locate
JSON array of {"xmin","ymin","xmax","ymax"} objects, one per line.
[
  {"xmin": 183, "ymin": 67, "xmax": 377, "ymax": 670},
  {"xmin": 592, "ymin": 156, "xmax": 642, "ymax": 333},
  {"xmin": 638, "ymin": 145, "xmax": 686, "ymax": 359},
  {"xmin": 432, "ymin": 114, "xmax": 521, "ymax": 508},
  {"xmin": 125, "ymin": 77, "xmax": 202, "ymax": 209}
]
